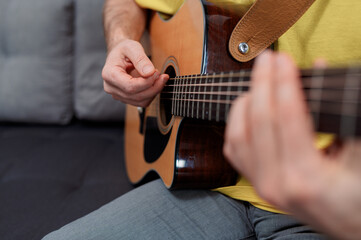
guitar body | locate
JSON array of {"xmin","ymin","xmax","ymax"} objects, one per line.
[{"xmin": 125, "ymin": 0, "xmax": 251, "ymax": 189}]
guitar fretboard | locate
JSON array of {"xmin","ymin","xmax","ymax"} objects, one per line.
[
  {"xmin": 160, "ymin": 67, "xmax": 361, "ymax": 137},
  {"xmin": 162, "ymin": 72, "xmax": 250, "ymax": 122}
]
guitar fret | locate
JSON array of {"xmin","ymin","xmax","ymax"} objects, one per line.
[
  {"xmin": 178, "ymin": 75, "xmax": 182, "ymax": 116},
  {"xmin": 202, "ymin": 75, "xmax": 207, "ymax": 120},
  {"xmin": 171, "ymin": 78, "xmax": 175, "ymax": 115},
  {"xmin": 179, "ymin": 76, "xmax": 184, "ymax": 116},
  {"xmin": 186, "ymin": 76, "xmax": 191, "ymax": 117},
  {"xmin": 238, "ymin": 70, "xmax": 245, "ymax": 96},
  {"xmin": 191, "ymin": 74, "xmax": 196, "ymax": 118},
  {"xmin": 225, "ymin": 71, "xmax": 233, "ymax": 122},
  {"xmin": 216, "ymin": 73, "xmax": 223, "ymax": 122},
  {"xmin": 310, "ymin": 68, "xmax": 325, "ymax": 131},
  {"xmin": 209, "ymin": 73, "xmax": 215, "ymax": 121},
  {"xmin": 183, "ymin": 75, "xmax": 187, "ymax": 117},
  {"xmin": 340, "ymin": 67, "xmax": 360, "ymax": 136},
  {"xmin": 196, "ymin": 76, "xmax": 201, "ymax": 119},
  {"xmin": 176, "ymin": 76, "xmax": 180, "ymax": 116},
  {"xmin": 181, "ymin": 75, "xmax": 185, "ymax": 117},
  {"xmin": 173, "ymin": 77, "xmax": 176, "ymax": 115}
]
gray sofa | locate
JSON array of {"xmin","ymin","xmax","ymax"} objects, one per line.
[{"xmin": 0, "ymin": 0, "xmax": 134, "ymax": 239}]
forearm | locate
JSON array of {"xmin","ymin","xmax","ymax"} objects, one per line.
[{"xmin": 103, "ymin": 0, "xmax": 146, "ymax": 50}]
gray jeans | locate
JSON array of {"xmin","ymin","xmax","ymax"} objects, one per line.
[{"xmin": 43, "ymin": 179, "xmax": 328, "ymax": 240}]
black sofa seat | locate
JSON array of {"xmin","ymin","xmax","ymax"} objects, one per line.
[{"xmin": 0, "ymin": 121, "xmax": 134, "ymax": 240}]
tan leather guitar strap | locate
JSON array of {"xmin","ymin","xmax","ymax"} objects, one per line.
[{"xmin": 229, "ymin": 0, "xmax": 315, "ymax": 62}]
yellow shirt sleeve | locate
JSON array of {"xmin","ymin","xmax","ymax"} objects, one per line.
[{"xmin": 135, "ymin": 0, "xmax": 184, "ymax": 15}]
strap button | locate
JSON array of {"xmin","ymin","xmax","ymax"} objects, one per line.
[{"xmin": 238, "ymin": 42, "xmax": 249, "ymax": 54}]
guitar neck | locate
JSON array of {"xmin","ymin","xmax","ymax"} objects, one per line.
[
  {"xmin": 161, "ymin": 67, "xmax": 361, "ymax": 137},
  {"xmin": 163, "ymin": 72, "xmax": 248, "ymax": 122}
]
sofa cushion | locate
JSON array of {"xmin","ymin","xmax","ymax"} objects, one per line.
[
  {"xmin": 0, "ymin": 121, "xmax": 134, "ymax": 240},
  {"xmin": 74, "ymin": 0, "xmax": 126, "ymax": 121},
  {"xmin": 0, "ymin": 0, "xmax": 74, "ymax": 124}
]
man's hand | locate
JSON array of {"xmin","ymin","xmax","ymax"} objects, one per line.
[
  {"xmin": 102, "ymin": 0, "xmax": 169, "ymax": 107},
  {"xmin": 102, "ymin": 39, "xmax": 169, "ymax": 107},
  {"xmin": 223, "ymin": 50, "xmax": 361, "ymax": 239},
  {"xmin": 223, "ymin": 50, "xmax": 319, "ymax": 207},
  {"xmin": 224, "ymin": 51, "xmax": 318, "ymax": 206}
]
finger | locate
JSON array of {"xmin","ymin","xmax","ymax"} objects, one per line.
[
  {"xmin": 249, "ymin": 50, "xmax": 281, "ymax": 194},
  {"xmin": 123, "ymin": 71, "xmax": 162, "ymax": 94},
  {"xmin": 224, "ymin": 94, "xmax": 253, "ymax": 179},
  {"xmin": 313, "ymin": 58, "xmax": 328, "ymax": 68},
  {"xmin": 123, "ymin": 41, "xmax": 156, "ymax": 77},
  {"xmin": 105, "ymin": 68, "xmax": 161, "ymax": 95},
  {"xmin": 338, "ymin": 139, "xmax": 361, "ymax": 171},
  {"xmin": 250, "ymin": 51, "xmax": 277, "ymax": 152},
  {"xmin": 105, "ymin": 83, "xmax": 155, "ymax": 107},
  {"xmin": 104, "ymin": 74, "xmax": 168, "ymax": 107},
  {"xmin": 127, "ymin": 74, "xmax": 169, "ymax": 106},
  {"xmin": 275, "ymin": 53, "xmax": 315, "ymax": 161}
]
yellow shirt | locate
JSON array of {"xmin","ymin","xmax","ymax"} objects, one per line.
[
  {"xmin": 135, "ymin": 0, "xmax": 361, "ymax": 213},
  {"xmin": 135, "ymin": 0, "xmax": 184, "ymax": 15}
]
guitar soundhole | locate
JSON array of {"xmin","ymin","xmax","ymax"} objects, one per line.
[{"xmin": 159, "ymin": 65, "xmax": 176, "ymax": 126}]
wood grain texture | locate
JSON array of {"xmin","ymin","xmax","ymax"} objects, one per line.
[{"xmin": 202, "ymin": 1, "xmax": 253, "ymax": 73}]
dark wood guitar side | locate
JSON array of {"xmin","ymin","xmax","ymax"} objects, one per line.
[{"xmin": 125, "ymin": 0, "xmax": 243, "ymax": 189}]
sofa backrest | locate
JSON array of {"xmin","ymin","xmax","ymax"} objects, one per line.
[{"xmin": 0, "ymin": 0, "xmax": 125, "ymax": 125}]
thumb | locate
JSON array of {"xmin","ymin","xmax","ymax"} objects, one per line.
[{"xmin": 123, "ymin": 41, "xmax": 155, "ymax": 77}]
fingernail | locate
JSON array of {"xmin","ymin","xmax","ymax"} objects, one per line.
[
  {"xmin": 257, "ymin": 50, "xmax": 272, "ymax": 65},
  {"xmin": 142, "ymin": 65, "xmax": 154, "ymax": 75},
  {"xmin": 153, "ymin": 71, "xmax": 160, "ymax": 79},
  {"xmin": 162, "ymin": 74, "xmax": 169, "ymax": 83}
]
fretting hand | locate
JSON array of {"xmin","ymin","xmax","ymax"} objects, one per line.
[{"xmin": 223, "ymin": 50, "xmax": 361, "ymax": 239}]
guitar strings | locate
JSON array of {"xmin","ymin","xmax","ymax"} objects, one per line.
[
  {"xmin": 163, "ymin": 77, "xmax": 361, "ymax": 89},
  {"xmin": 158, "ymin": 95, "xmax": 361, "ymax": 118},
  {"xmin": 160, "ymin": 88, "xmax": 361, "ymax": 102},
  {"xmin": 159, "ymin": 96, "xmax": 361, "ymax": 106},
  {"xmin": 161, "ymin": 73, "xmax": 361, "ymax": 103},
  {"xmin": 158, "ymin": 69, "xmax": 361, "ymax": 118},
  {"xmin": 164, "ymin": 79, "xmax": 361, "ymax": 90},
  {"xmin": 166, "ymin": 68, "xmax": 361, "ymax": 81},
  {"xmin": 160, "ymin": 100, "xmax": 361, "ymax": 118}
]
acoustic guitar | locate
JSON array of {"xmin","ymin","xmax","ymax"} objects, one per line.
[{"xmin": 125, "ymin": 0, "xmax": 361, "ymax": 189}]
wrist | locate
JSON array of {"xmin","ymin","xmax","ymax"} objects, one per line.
[
  {"xmin": 106, "ymin": 30, "xmax": 129, "ymax": 51},
  {"xmin": 103, "ymin": 0, "xmax": 146, "ymax": 51}
]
